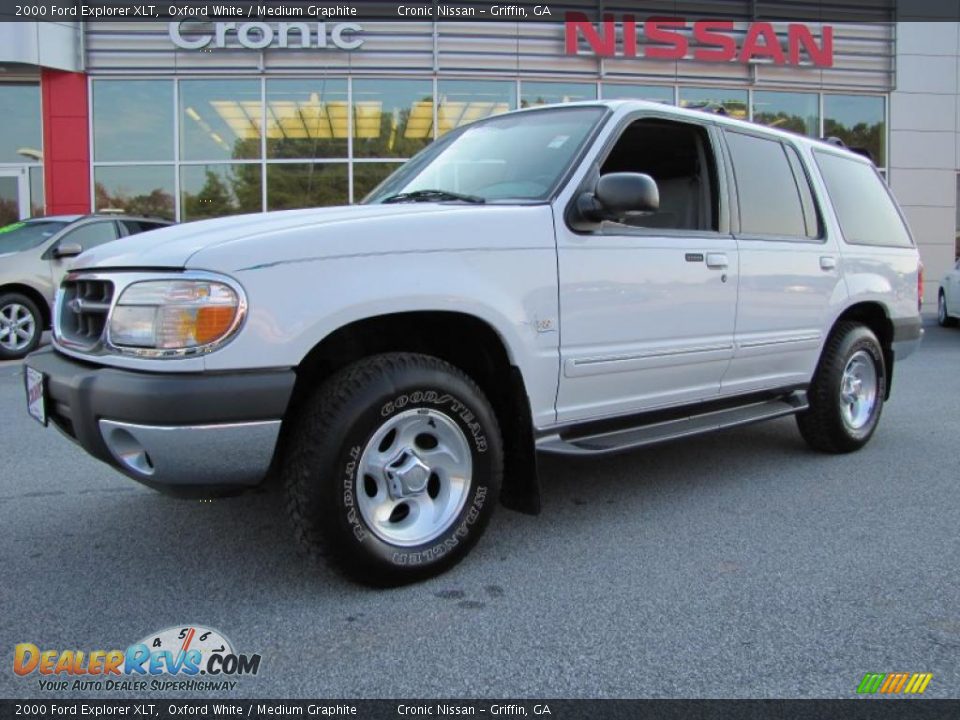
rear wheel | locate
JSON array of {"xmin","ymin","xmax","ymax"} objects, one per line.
[
  {"xmin": 283, "ymin": 353, "xmax": 502, "ymax": 586},
  {"xmin": 0, "ymin": 293, "xmax": 42, "ymax": 361},
  {"xmin": 797, "ymin": 322, "xmax": 885, "ymax": 454},
  {"xmin": 938, "ymin": 291, "xmax": 957, "ymax": 327}
]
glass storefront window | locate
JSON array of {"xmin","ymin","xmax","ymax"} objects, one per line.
[
  {"xmin": 94, "ymin": 166, "xmax": 175, "ymax": 220},
  {"xmin": 679, "ymin": 87, "xmax": 748, "ymax": 120},
  {"xmin": 520, "ymin": 82, "xmax": 597, "ymax": 108},
  {"xmin": 93, "ymin": 80, "xmax": 174, "ymax": 162},
  {"xmin": 180, "ymin": 80, "xmax": 263, "ymax": 162},
  {"xmin": 29, "ymin": 167, "xmax": 44, "ymax": 217},
  {"xmin": 0, "ymin": 84, "xmax": 41, "ymax": 164},
  {"xmin": 266, "ymin": 79, "xmax": 348, "ymax": 160},
  {"xmin": 351, "ymin": 80, "xmax": 434, "ymax": 159},
  {"xmin": 824, "ymin": 94, "xmax": 885, "ymax": 167},
  {"xmin": 602, "ymin": 84, "xmax": 674, "ymax": 104},
  {"xmin": 267, "ymin": 163, "xmax": 348, "ymax": 209},
  {"xmin": 180, "ymin": 164, "xmax": 262, "ymax": 220},
  {"xmin": 353, "ymin": 162, "xmax": 405, "ymax": 202},
  {"xmin": 82, "ymin": 76, "xmax": 895, "ymax": 221},
  {"xmin": 752, "ymin": 91, "xmax": 819, "ymax": 137},
  {"xmin": 436, "ymin": 80, "xmax": 516, "ymax": 137},
  {"xmin": 0, "ymin": 176, "xmax": 19, "ymax": 227}
]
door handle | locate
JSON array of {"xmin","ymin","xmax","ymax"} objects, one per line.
[
  {"xmin": 705, "ymin": 253, "xmax": 728, "ymax": 269},
  {"xmin": 820, "ymin": 256, "xmax": 837, "ymax": 270}
]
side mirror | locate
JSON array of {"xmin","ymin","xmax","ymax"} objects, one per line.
[
  {"xmin": 577, "ymin": 172, "xmax": 659, "ymax": 222},
  {"xmin": 53, "ymin": 243, "xmax": 83, "ymax": 259}
]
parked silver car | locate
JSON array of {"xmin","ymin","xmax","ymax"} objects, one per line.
[
  {"xmin": 0, "ymin": 214, "xmax": 170, "ymax": 360},
  {"xmin": 938, "ymin": 258, "xmax": 960, "ymax": 327}
]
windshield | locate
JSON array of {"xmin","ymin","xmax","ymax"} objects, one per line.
[
  {"xmin": 0, "ymin": 221, "xmax": 68, "ymax": 255},
  {"xmin": 365, "ymin": 106, "xmax": 607, "ymax": 204}
]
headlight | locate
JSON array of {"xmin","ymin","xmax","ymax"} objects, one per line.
[{"xmin": 108, "ymin": 277, "xmax": 245, "ymax": 355}]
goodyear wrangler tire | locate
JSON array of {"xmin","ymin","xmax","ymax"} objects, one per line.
[
  {"xmin": 283, "ymin": 352, "xmax": 503, "ymax": 586},
  {"xmin": 796, "ymin": 322, "xmax": 886, "ymax": 454}
]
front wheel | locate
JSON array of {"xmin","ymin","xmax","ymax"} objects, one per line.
[
  {"xmin": 283, "ymin": 353, "xmax": 503, "ymax": 585},
  {"xmin": 938, "ymin": 291, "xmax": 957, "ymax": 327},
  {"xmin": 797, "ymin": 322, "xmax": 886, "ymax": 454},
  {"xmin": 0, "ymin": 293, "xmax": 42, "ymax": 361}
]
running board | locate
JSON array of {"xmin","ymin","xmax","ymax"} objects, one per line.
[{"xmin": 537, "ymin": 391, "xmax": 808, "ymax": 456}]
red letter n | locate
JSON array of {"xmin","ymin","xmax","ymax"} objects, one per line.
[
  {"xmin": 565, "ymin": 12, "xmax": 616, "ymax": 57},
  {"xmin": 789, "ymin": 24, "xmax": 833, "ymax": 67}
]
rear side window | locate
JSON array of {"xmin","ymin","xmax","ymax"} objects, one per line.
[
  {"xmin": 814, "ymin": 151, "xmax": 912, "ymax": 247},
  {"xmin": 123, "ymin": 220, "xmax": 166, "ymax": 234},
  {"xmin": 725, "ymin": 131, "xmax": 809, "ymax": 238}
]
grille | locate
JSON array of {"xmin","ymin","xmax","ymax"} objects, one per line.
[{"xmin": 57, "ymin": 278, "xmax": 115, "ymax": 351}]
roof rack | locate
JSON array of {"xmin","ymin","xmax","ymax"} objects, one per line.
[
  {"xmin": 820, "ymin": 136, "xmax": 876, "ymax": 163},
  {"xmin": 685, "ymin": 101, "xmax": 729, "ymax": 116}
]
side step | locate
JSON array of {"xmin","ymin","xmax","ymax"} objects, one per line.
[{"xmin": 537, "ymin": 391, "xmax": 808, "ymax": 456}]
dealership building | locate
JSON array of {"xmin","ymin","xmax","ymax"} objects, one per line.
[{"xmin": 0, "ymin": 14, "xmax": 958, "ymax": 301}]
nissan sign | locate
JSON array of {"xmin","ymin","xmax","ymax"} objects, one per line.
[
  {"xmin": 565, "ymin": 14, "xmax": 833, "ymax": 67},
  {"xmin": 169, "ymin": 21, "xmax": 364, "ymax": 50}
]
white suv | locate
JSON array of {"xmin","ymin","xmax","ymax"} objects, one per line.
[{"xmin": 24, "ymin": 101, "xmax": 923, "ymax": 585}]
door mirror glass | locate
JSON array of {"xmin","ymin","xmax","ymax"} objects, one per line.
[
  {"xmin": 578, "ymin": 173, "xmax": 659, "ymax": 222},
  {"xmin": 53, "ymin": 242, "xmax": 83, "ymax": 259}
]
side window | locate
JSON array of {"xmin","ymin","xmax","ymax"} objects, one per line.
[
  {"xmin": 783, "ymin": 145, "xmax": 821, "ymax": 238},
  {"xmin": 599, "ymin": 118, "xmax": 719, "ymax": 232},
  {"xmin": 814, "ymin": 151, "xmax": 913, "ymax": 248},
  {"xmin": 61, "ymin": 221, "xmax": 120, "ymax": 251},
  {"xmin": 725, "ymin": 131, "xmax": 808, "ymax": 239},
  {"xmin": 122, "ymin": 220, "xmax": 165, "ymax": 235}
]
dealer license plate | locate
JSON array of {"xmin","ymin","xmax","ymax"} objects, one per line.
[{"xmin": 24, "ymin": 366, "xmax": 47, "ymax": 426}]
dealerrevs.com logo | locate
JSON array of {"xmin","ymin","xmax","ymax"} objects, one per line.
[{"xmin": 13, "ymin": 625, "xmax": 262, "ymax": 692}]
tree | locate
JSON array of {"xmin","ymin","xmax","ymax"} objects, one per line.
[
  {"xmin": 183, "ymin": 170, "xmax": 236, "ymax": 220},
  {"xmin": 94, "ymin": 182, "xmax": 174, "ymax": 220}
]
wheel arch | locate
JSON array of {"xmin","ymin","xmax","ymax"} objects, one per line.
[
  {"xmin": 278, "ymin": 310, "xmax": 541, "ymax": 515},
  {"xmin": 0, "ymin": 283, "xmax": 51, "ymax": 329},
  {"xmin": 827, "ymin": 301, "xmax": 895, "ymax": 399}
]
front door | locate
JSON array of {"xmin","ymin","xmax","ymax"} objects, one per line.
[
  {"xmin": 555, "ymin": 115, "xmax": 739, "ymax": 424},
  {"xmin": 47, "ymin": 220, "xmax": 122, "ymax": 291},
  {"xmin": 0, "ymin": 168, "xmax": 28, "ymax": 226}
]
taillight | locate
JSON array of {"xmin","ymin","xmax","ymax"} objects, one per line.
[{"xmin": 918, "ymin": 262, "xmax": 924, "ymax": 311}]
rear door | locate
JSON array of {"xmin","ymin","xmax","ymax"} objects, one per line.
[
  {"xmin": 554, "ymin": 114, "xmax": 739, "ymax": 423},
  {"xmin": 719, "ymin": 130, "xmax": 842, "ymax": 395}
]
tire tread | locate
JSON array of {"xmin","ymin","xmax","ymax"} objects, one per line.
[
  {"xmin": 282, "ymin": 352, "xmax": 500, "ymax": 585},
  {"xmin": 796, "ymin": 321, "xmax": 883, "ymax": 454}
]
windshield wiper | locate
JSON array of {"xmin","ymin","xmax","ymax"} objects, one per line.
[{"xmin": 381, "ymin": 189, "xmax": 486, "ymax": 204}]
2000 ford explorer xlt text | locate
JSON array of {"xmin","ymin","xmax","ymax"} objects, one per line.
[{"xmin": 24, "ymin": 101, "xmax": 923, "ymax": 585}]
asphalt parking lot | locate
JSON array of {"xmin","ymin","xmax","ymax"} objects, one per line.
[{"xmin": 1, "ymin": 324, "xmax": 958, "ymax": 700}]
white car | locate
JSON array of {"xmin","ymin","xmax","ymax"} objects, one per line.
[
  {"xmin": 24, "ymin": 101, "xmax": 923, "ymax": 585},
  {"xmin": 938, "ymin": 258, "xmax": 960, "ymax": 327}
]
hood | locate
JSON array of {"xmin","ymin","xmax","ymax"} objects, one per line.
[{"xmin": 73, "ymin": 204, "xmax": 485, "ymax": 270}]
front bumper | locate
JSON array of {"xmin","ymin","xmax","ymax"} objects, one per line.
[{"xmin": 25, "ymin": 348, "xmax": 296, "ymax": 489}]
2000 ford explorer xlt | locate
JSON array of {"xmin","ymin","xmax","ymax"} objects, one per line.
[{"xmin": 24, "ymin": 101, "xmax": 923, "ymax": 585}]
